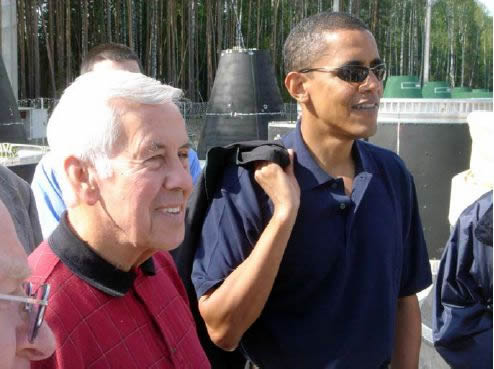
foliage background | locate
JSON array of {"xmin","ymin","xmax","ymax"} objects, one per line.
[{"xmin": 13, "ymin": 0, "xmax": 494, "ymax": 101}]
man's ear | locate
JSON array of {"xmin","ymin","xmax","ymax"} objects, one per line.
[
  {"xmin": 284, "ymin": 71, "xmax": 310, "ymax": 103},
  {"xmin": 64, "ymin": 156, "xmax": 100, "ymax": 206}
]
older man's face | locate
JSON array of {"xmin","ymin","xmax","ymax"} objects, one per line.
[
  {"xmin": 0, "ymin": 209, "xmax": 55, "ymax": 369},
  {"xmin": 95, "ymin": 101, "xmax": 193, "ymax": 251}
]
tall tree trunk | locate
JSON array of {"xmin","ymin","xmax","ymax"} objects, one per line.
[
  {"xmin": 371, "ymin": 0, "xmax": 379, "ymax": 36},
  {"xmin": 81, "ymin": 0, "xmax": 88, "ymax": 60},
  {"xmin": 447, "ymin": 3, "xmax": 455, "ymax": 87},
  {"xmin": 399, "ymin": 1, "xmax": 406, "ymax": 75},
  {"xmin": 256, "ymin": 0, "xmax": 260, "ymax": 48},
  {"xmin": 32, "ymin": 0, "xmax": 40, "ymax": 97},
  {"xmin": 39, "ymin": 0, "xmax": 56, "ymax": 97},
  {"xmin": 56, "ymin": 0, "xmax": 65, "ymax": 87},
  {"xmin": 423, "ymin": 0, "xmax": 432, "ymax": 83},
  {"xmin": 217, "ymin": 0, "xmax": 223, "ymax": 53},
  {"xmin": 66, "ymin": 0, "xmax": 72, "ymax": 83},
  {"xmin": 114, "ymin": 0, "xmax": 121, "ymax": 43},
  {"xmin": 469, "ymin": 30, "xmax": 480, "ymax": 87},
  {"xmin": 408, "ymin": 2, "xmax": 413, "ymax": 75},
  {"xmin": 206, "ymin": 0, "xmax": 214, "ymax": 97},
  {"xmin": 127, "ymin": 0, "xmax": 133, "ymax": 49},
  {"xmin": 166, "ymin": 0, "xmax": 176, "ymax": 84},
  {"xmin": 333, "ymin": 0, "xmax": 340, "ymax": 12},
  {"xmin": 188, "ymin": 0, "xmax": 196, "ymax": 99},
  {"xmin": 246, "ymin": 0, "xmax": 252, "ymax": 47},
  {"xmin": 271, "ymin": 0, "xmax": 280, "ymax": 69},
  {"xmin": 106, "ymin": 0, "xmax": 112, "ymax": 42},
  {"xmin": 460, "ymin": 10, "xmax": 466, "ymax": 86},
  {"xmin": 18, "ymin": 0, "xmax": 27, "ymax": 99}
]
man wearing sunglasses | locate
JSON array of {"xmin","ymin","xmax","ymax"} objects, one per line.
[
  {"xmin": 191, "ymin": 12, "xmax": 431, "ymax": 369},
  {"xmin": 0, "ymin": 198, "xmax": 55, "ymax": 369}
]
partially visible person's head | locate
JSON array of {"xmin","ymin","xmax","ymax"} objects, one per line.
[
  {"xmin": 47, "ymin": 71, "xmax": 193, "ymax": 251},
  {"xmin": 283, "ymin": 12, "xmax": 369, "ymax": 73},
  {"xmin": 0, "ymin": 200, "xmax": 56, "ymax": 369},
  {"xmin": 80, "ymin": 43, "xmax": 142, "ymax": 74}
]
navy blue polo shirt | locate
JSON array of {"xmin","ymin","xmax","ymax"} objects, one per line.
[{"xmin": 192, "ymin": 122, "xmax": 432, "ymax": 369}]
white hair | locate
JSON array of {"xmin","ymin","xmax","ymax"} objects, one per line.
[{"xmin": 47, "ymin": 71, "xmax": 183, "ymax": 206}]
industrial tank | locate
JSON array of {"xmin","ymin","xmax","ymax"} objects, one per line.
[{"xmin": 197, "ymin": 48, "xmax": 284, "ymax": 159}]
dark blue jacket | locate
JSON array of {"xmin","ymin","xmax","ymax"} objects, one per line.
[{"xmin": 433, "ymin": 191, "xmax": 493, "ymax": 369}]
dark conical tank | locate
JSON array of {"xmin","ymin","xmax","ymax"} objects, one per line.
[
  {"xmin": 197, "ymin": 48, "xmax": 283, "ymax": 159},
  {"xmin": 0, "ymin": 56, "xmax": 25, "ymax": 143}
]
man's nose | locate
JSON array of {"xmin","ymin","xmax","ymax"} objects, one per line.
[
  {"xmin": 360, "ymin": 69, "xmax": 383, "ymax": 94},
  {"xmin": 164, "ymin": 154, "xmax": 194, "ymax": 195},
  {"xmin": 16, "ymin": 320, "xmax": 56, "ymax": 362}
]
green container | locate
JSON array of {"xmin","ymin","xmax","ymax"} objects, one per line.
[
  {"xmin": 383, "ymin": 76, "xmax": 422, "ymax": 98},
  {"xmin": 422, "ymin": 81, "xmax": 451, "ymax": 98},
  {"xmin": 470, "ymin": 89, "xmax": 493, "ymax": 98},
  {"xmin": 451, "ymin": 87, "xmax": 472, "ymax": 98}
]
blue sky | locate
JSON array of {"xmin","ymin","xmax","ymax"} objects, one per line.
[{"xmin": 477, "ymin": 0, "xmax": 493, "ymax": 15}]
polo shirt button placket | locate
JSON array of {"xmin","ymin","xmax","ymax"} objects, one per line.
[{"xmin": 339, "ymin": 203, "xmax": 346, "ymax": 210}]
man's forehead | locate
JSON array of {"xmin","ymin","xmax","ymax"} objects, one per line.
[{"xmin": 318, "ymin": 29, "xmax": 379, "ymax": 61}]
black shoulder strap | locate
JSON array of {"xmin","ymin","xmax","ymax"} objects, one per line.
[{"xmin": 172, "ymin": 140, "xmax": 288, "ymax": 369}]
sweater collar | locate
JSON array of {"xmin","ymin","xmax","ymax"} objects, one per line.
[{"xmin": 48, "ymin": 213, "xmax": 155, "ymax": 297}]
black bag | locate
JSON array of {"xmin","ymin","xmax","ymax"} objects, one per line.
[{"xmin": 172, "ymin": 141, "xmax": 289, "ymax": 369}]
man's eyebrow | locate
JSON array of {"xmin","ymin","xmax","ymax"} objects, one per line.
[
  {"xmin": 144, "ymin": 142, "xmax": 165, "ymax": 154},
  {"xmin": 370, "ymin": 58, "xmax": 384, "ymax": 66},
  {"xmin": 145, "ymin": 141, "xmax": 191, "ymax": 154}
]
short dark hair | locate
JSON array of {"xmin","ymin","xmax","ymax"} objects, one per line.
[
  {"xmin": 283, "ymin": 12, "xmax": 370, "ymax": 73},
  {"xmin": 80, "ymin": 43, "xmax": 142, "ymax": 74}
]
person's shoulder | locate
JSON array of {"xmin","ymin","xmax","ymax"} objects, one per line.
[
  {"xmin": 0, "ymin": 164, "xmax": 30, "ymax": 189},
  {"xmin": 28, "ymin": 241, "xmax": 77, "ymax": 293},
  {"xmin": 457, "ymin": 191, "xmax": 492, "ymax": 226}
]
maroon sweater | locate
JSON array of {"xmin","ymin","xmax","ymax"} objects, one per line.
[{"xmin": 28, "ymin": 216, "xmax": 210, "ymax": 369}]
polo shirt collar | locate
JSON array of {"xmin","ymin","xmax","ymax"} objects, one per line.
[
  {"xmin": 292, "ymin": 120, "xmax": 377, "ymax": 191},
  {"xmin": 48, "ymin": 213, "xmax": 155, "ymax": 297}
]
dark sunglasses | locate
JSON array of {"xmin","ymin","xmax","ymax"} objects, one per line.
[{"xmin": 298, "ymin": 63, "xmax": 387, "ymax": 83}]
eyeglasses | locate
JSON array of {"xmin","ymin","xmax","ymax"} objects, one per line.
[
  {"xmin": 0, "ymin": 283, "xmax": 50, "ymax": 343},
  {"xmin": 298, "ymin": 63, "xmax": 387, "ymax": 83}
]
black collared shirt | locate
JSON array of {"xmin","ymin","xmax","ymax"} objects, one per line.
[{"xmin": 48, "ymin": 212, "xmax": 155, "ymax": 297}]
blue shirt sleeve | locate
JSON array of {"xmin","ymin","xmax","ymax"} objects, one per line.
[
  {"xmin": 432, "ymin": 193, "xmax": 493, "ymax": 369},
  {"xmin": 188, "ymin": 148, "xmax": 202, "ymax": 185},
  {"xmin": 398, "ymin": 176, "xmax": 433, "ymax": 297},
  {"xmin": 191, "ymin": 165, "xmax": 266, "ymax": 298},
  {"xmin": 31, "ymin": 155, "xmax": 66, "ymax": 239}
]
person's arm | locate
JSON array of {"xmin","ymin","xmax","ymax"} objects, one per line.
[
  {"xmin": 391, "ymin": 294, "xmax": 421, "ymax": 369},
  {"xmin": 31, "ymin": 157, "xmax": 66, "ymax": 238},
  {"xmin": 198, "ymin": 150, "xmax": 300, "ymax": 351}
]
